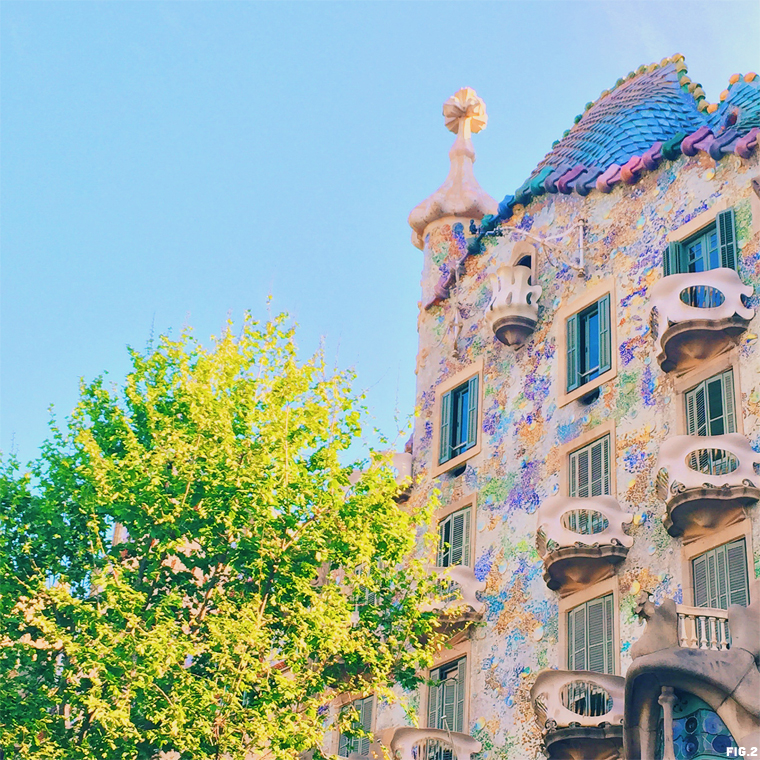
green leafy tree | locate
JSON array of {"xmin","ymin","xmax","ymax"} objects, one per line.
[{"xmin": 0, "ymin": 314, "xmax": 442, "ymax": 760}]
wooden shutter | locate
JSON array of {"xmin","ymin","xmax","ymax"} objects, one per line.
[
  {"xmin": 359, "ymin": 697, "xmax": 372, "ymax": 755},
  {"xmin": 570, "ymin": 436, "xmax": 610, "ymax": 498},
  {"xmin": 726, "ymin": 539, "xmax": 749, "ymax": 607},
  {"xmin": 437, "ymin": 517, "xmax": 449, "ymax": 567},
  {"xmin": 338, "ymin": 726, "xmax": 350, "ymax": 757},
  {"xmin": 715, "ymin": 543, "xmax": 730, "ymax": 609},
  {"xmin": 428, "ymin": 667, "xmax": 440, "ymax": 729},
  {"xmin": 586, "ymin": 597, "xmax": 607, "ymax": 673},
  {"xmin": 440, "ymin": 508, "xmax": 471, "ymax": 568},
  {"xmin": 721, "ymin": 370, "xmax": 736, "ymax": 434},
  {"xmin": 439, "ymin": 390, "xmax": 452, "ymax": 464},
  {"xmin": 466, "ymin": 375, "xmax": 479, "ymax": 450},
  {"xmin": 664, "ymin": 241, "xmax": 680, "ymax": 276},
  {"xmin": 455, "ymin": 658, "xmax": 467, "ymax": 733},
  {"xmin": 685, "ymin": 383, "xmax": 708, "ymax": 436},
  {"xmin": 567, "ymin": 314, "xmax": 580, "ymax": 392},
  {"xmin": 568, "ymin": 605, "xmax": 587, "ymax": 671},
  {"xmin": 717, "ymin": 208, "xmax": 737, "ymax": 271},
  {"xmin": 693, "ymin": 553, "xmax": 709, "ymax": 607},
  {"xmin": 442, "ymin": 676, "xmax": 456, "ymax": 731},
  {"xmin": 598, "ymin": 294, "xmax": 611, "ymax": 374},
  {"xmin": 604, "ymin": 595, "xmax": 614, "ymax": 675}
]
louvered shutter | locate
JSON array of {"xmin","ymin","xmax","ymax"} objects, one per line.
[
  {"xmin": 590, "ymin": 436, "xmax": 604, "ymax": 496},
  {"xmin": 586, "ymin": 597, "xmax": 607, "ymax": 673},
  {"xmin": 598, "ymin": 294, "xmax": 612, "ymax": 374},
  {"xmin": 717, "ymin": 208, "xmax": 737, "ymax": 271},
  {"xmin": 567, "ymin": 314, "xmax": 580, "ymax": 392},
  {"xmin": 428, "ymin": 668, "xmax": 440, "ymax": 729},
  {"xmin": 716, "ymin": 543, "xmax": 730, "ymax": 609},
  {"xmin": 601, "ymin": 435, "xmax": 611, "ymax": 495},
  {"xmin": 722, "ymin": 370, "xmax": 736, "ymax": 434},
  {"xmin": 604, "ymin": 595, "xmax": 614, "ymax": 674},
  {"xmin": 338, "ymin": 725, "xmax": 350, "ymax": 757},
  {"xmin": 439, "ymin": 390, "xmax": 452, "ymax": 464},
  {"xmin": 685, "ymin": 383, "xmax": 708, "ymax": 436},
  {"xmin": 442, "ymin": 677, "xmax": 456, "ymax": 731},
  {"xmin": 450, "ymin": 510, "xmax": 465, "ymax": 566},
  {"xmin": 359, "ymin": 697, "xmax": 372, "ymax": 755},
  {"xmin": 569, "ymin": 605, "xmax": 587, "ymax": 671},
  {"xmin": 466, "ymin": 375, "xmax": 479, "ymax": 450},
  {"xmin": 455, "ymin": 658, "xmax": 467, "ymax": 733},
  {"xmin": 573, "ymin": 446, "xmax": 590, "ymax": 498},
  {"xmin": 726, "ymin": 539, "xmax": 749, "ymax": 607},
  {"xmin": 664, "ymin": 241, "xmax": 681, "ymax": 276},
  {"xmin": 693, "ymin": 553, "xmax": 709, "ymax": 607}
]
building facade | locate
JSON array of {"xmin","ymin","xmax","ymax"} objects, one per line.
[{"xmin": 326, "ymin": 56, "xmax": 760, "ymax": 760}]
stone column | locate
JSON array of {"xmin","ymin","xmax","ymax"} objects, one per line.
[{"xmin": 658, "ymin": 686, "xmax": 678, "ymax": 760}]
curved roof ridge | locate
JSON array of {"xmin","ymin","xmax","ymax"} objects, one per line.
[{"xmin": 490, "ymin": 57, "xmax": 759, "ymax": 222}]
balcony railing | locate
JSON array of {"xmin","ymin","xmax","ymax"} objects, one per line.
[
  {"xmin": 536, "ymin": 495, "xmax": 633, "ymax": 594},
  {"xmin": 677, "ymin": 604, "xmax": 730, "ymax": 651},
  {"xmin": 656, "ymin": 433, "xmax": 760, "ymax": 538},
  {"xmin": 485, "ymin": 264, "xmax": 542, "ymax": 346},
  {"xmin": 531, "ymin": 670, "xmax": 625, "ymax": 732},
  {"xmin": 421, "ymin": 565, "xmax": 485, "ymax": 620},
  {"xmin": 649, "ymin": 268, "xmax": 754, "ymax": 373}
]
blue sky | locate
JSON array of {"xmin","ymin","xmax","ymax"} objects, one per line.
[{"xmin": 2, "ymin": 1, "xmax": 759, "ymax": 464}]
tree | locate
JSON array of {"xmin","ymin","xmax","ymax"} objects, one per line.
[{"xmin": 0, "ymin": 314, "xmax": 442, "ymax": 760}]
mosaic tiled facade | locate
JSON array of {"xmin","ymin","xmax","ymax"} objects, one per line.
[{"xmin": 325, "ymin": 56, "xmax": 760, "ymax": 760}]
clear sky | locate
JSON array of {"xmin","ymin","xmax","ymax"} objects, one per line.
[{"xmin": 2, "ymin": 1, "xmax": 759, "ymax": 464}]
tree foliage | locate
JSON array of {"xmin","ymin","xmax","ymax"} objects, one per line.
[{"xmin": 0, "ymin": 315, "xmax": 441, "ymax": 760}]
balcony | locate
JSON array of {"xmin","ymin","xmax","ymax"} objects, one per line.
[
  {"xmin": 382, "ymin": 728, "xmax": 481, "ymax": 760},
  {"xmin": 530, "ymin": 670, "xmax": 624, "ymax": 760},
  {"xmin": 536, "ymin": 495, "xmax": 633, "ymax": 596},
  {"xmin": 656, "ymin": 433, "xmax": 760, "ymax": 540},
  {"xmin": 624, "ymin": 589, "xmax": 760, "ymax": 759},
  {"xmin": 485, "ymin": 264, "xmax": 542, "ymax": 347},
  {"xmin": 649, "ymin": 268, "xmax": 754, "ymax": 373},
  {"xmin": 421, "ymin": 565, "xmax": 486, "ymax": 623}
]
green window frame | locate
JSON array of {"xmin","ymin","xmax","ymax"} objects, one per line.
[
  {"xmin": 566, "ymin": 294, "xmax": 611, "ymax": 393},
  {"xmin": 567, "ymin": 594, "xmax": 615, "ymax": 674},
  {"xmin": 569, "ymin": 434, "xmax": 611, "ymax": 499},
  {"xmin": 437, "ymin": 507, "xmax": 471, "ymax": 568},
  {"xmin": 439, "ymin": 375, "xmax": 479, "ymax": 465},
  {"xmin": 338, "ymin": 695, "xmax": 373, "ymax": 757},
  {"xmin": 692, "ymin": 538, "xmax": 750, "ymax": 609},
  {"xmin": 427, "ymin": 657, "xmax": 466, "ymax": 733},
  {"xmin": 664, "ymin": 208, "xmax": 737, "ymax": 276}
]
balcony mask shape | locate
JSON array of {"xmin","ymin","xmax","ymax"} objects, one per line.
[
  {"xmin": 536, "ymin": 495, "xmax": 633, "ymax": 595},
  {"xmin": 420, "ymin": 564, "xmax": 486, "ymax": 621},
  {"xmin": 380, "ymin": 727, "xmax": 482, "ymax": 760},
  {"xmin": 656, "ymin": 433, "xmax": 760, "ymax": 539},
  {"xmin": 531, "ymin": 670, "xmax": 625, "ymax": 760},
  {"xmin": 649, "ymin": 268, "xmax": 754, "ymax": 373},
  {"xmin": 486, "ymin": 262, "xmax": 543, "ymax": 346}
]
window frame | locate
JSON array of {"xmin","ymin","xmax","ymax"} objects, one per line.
[
  {"xmin": 681, "ymin": 518, "xmax": 754, "ymax": 601},
  {"xmin": 426, "ymin": 656, "xmax": 468, "ymax": 733},
  {"xmin": 559, "ymin": 421, "xmax": 617, "ymax": 498},
  {"xmin": 334, "ymin": 694, "xmax": 375, "ymax": 757},
  {"xmin": 437, "ymin": 505, "xmax": 472, "ymax": 569},
  {"xmin": 431, "ymin": 358, "xmax": 484, "ymax": 477},
  {"xmin": 559, "ymin": 576, "xmax": 621, "ymax": 674},
  {"xmin": 664, "ymin": 200, "xmax": 738, "ymax": 275},
  {"xmin": 674, "ymin": 353, "xmax": 743, "ymax": 436},
  {"xmin": 557, "ymin": 279, "xmax": 617, "ymax": 407}
]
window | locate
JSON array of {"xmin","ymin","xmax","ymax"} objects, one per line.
[
  {"xmin": 684, "ymin": 369, "xmax": 736, "ymax": 437},
  {"xmin": 567, "ymin": 594, "xmax": 615, "ymax": 674},
  {"xmin": 692, "ymin": 538, "xmax": 750, "ymax": 609},
  {"xmin": 665, "ymin": 208, "xmax": 737, "ymax": 277},
  {"xmin": 439, "ymin": 376, "xmax": 479, "ymax": 466},
  {"xmin": 437, "ymin": 507, "xmax": 471, "ymax": 568},
  {"xmin": 566, "ymin": 294, "xmax": 611, "ymax": 393},
  {"xmin": 427, "ymin": 657, "xmax": 466, "ymax": 733},
  {"xmin": 338, "ymin": 696, "xmax": 373, "ymax": 757},
  {"xmin": 569, "ymin": 435, "xmax": 611, "ymax": 499}
]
